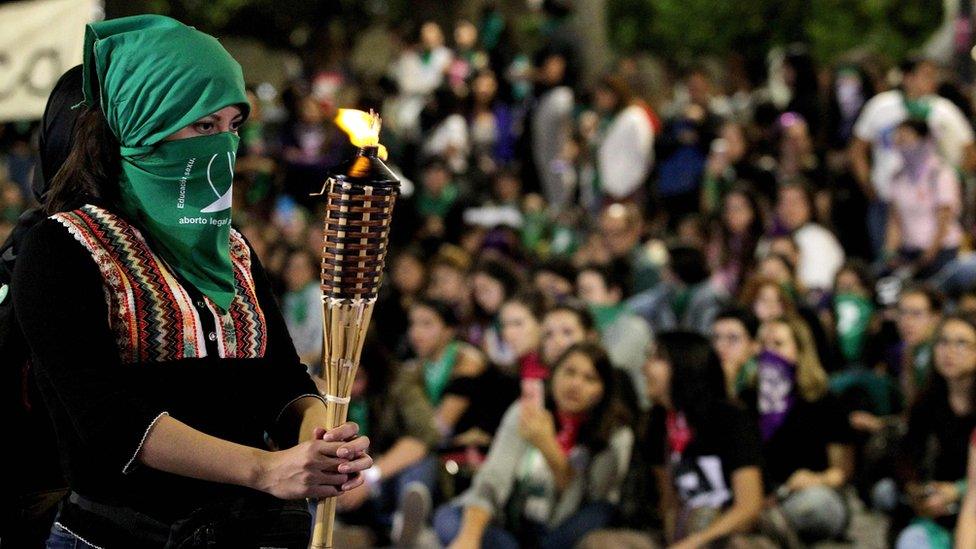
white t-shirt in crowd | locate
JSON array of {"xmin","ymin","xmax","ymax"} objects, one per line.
[
  {"xmin": 794, "ymin": 222, "xmax": 845, "ymax": 291},
  {"xmin": 853, "ymin": 90, "xmax": 974, "ymax": 199},
  {"xmin": 598, "ymin": 104, "xmax": 655, "ymax": 199}
]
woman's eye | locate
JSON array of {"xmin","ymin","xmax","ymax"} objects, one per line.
[{"xmin": 195, "ymin": 122, "xmax": 214, "ymax": 133}]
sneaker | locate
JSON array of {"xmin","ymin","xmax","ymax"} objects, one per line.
[{"xmin": 391, "ymin": 482, "xmax": 432, "ymax": 547}]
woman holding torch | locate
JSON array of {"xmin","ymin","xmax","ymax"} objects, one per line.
[{"xmin": 13, "ymin": 15, "xmax": 371, "ymax": 548}]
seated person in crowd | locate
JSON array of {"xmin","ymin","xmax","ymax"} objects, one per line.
[
  {"xmin": 746, "ymin": 317, "xmax": 856, "ymax": 544},
  {"xmin": 627, "ymin": 245, "xmax": 727, "ymax": 335},
  {"xmin": 434, "ymin": 343, "xmax": 634, "ymax": 549},
  {"xmin": 499, "ymin": 292, "xmax": 548, "ymax": 381},
  {"xmin": 711, "ymin": 307, "xmax": 761, "ymax": 399},
  {"xmin": 882, "ymin": 119, "xmax": 964, "ymax": 280},
  {"xmin": 577, "ymin": 262, "xmax": 653, "ymax": 408},
  {"xmin": 892, "ymin": 314, "xmax": 976, "ymax": 548},
  {"xmin": 406, "ymin": 298, "xmax": 514, "ymax": 449}
]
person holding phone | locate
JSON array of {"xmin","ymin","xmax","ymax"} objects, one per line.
[{"xmin": 434, "ymin": 342, "xmax": 633, "ymax": 549}]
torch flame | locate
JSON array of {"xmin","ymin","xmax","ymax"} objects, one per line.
[{"xmin": 335, "ymin": 108, "xmax": 382, "ymax": 148}]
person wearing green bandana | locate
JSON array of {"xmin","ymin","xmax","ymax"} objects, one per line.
[
  {"xmin": 13, "ymin": 15, "xmax": 372, "ymax": 548},
  {"xmin": 896, "ymin": 286, "xmax": 945, "ymax": 407},
  {"xmin": 576, "ymin": 262, "xmax": 652, "ymax": 410},
  {"xmin": 406, "ymin": 298, "xmax": 510, "ymax": 445}
]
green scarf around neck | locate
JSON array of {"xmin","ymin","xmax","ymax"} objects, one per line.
[{"xmin": 82, "ymin": 15, "xmax": 250, "ymax": 310}]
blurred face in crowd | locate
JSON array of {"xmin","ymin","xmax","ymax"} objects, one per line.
[
  {"xmin": 835, "ymin": 268, "xmax": 868, "ymax": 297},
  {"xmin": 768, "ymin": 236, "xmax": 801, "ymax": 267},
  {"xmin": 959, "ymin": 294, "xmax": 976, "ymax": 315},
  {"xmin": 599, "ymin": 204, "xmax": 642, "ymax": 257},
  {"xmin": 420, "ymin": 21, "xmax": 445, "ymax": 50},
  {"xmin": 552, "ymin": 350, "xmax": 604, "ymax": 414},
  {"xmin": 500, "ymin": 301, "xmax": 542, "ymax": 358},
  {"xmin": 686, "ymin": 70, "xmax": 712, "ymax": 107},
  {"xmin": 534, "ymin": 270, "xmax": 574, "ymax": 302},
  {"xmin": 759, "ymin": 320, "xmax": 799, "ymax": 362},
  {"xmin": 712, "ymin": 318, "xmax": 757, "ymax": 373},
  {"xmin": 283, "ymin": 251, "xmax": 314, "ymax": 292},
  {"xmin": 493, "ymin": 171, "xmax": 521, "ymax": 203},
  {"xmin": 903, "ymin": 60, "xmax": 939, "ymax": 98},
  {"xmin": 934, "ymin": 319, "xmax": 976, "ymax": 382},
  {"xmin": 473, "ymin": 71, "xmax": 499, "ymax": 106},
  {"xmin": 723, "ymin": 191, "xmax": 754, "ymax": 235},
  {"xmin": 392, "ymin": 253, "xmax": 426, "ymax": 296},
  {"xmin": 776, "ymin": 186, "xmax": 811, "ymax": 231},
  {"xmin": 541, "ymin": 310, "xmax": 589, "ymax": 364},
  {"xmin": 720, "ymin": 122, "xmax": 747, "ymax": 162},
  {"xmin": 753, "ymin": 283, "xmax": 787, "ymax": 322},
  {"xmin": 897, "ymin": 292, "xmax": 939, "ymax": 347},
  {"xmin": 299, "ymin": 96, "xmax": 324, "ymax": 125},
  {"xmin": 577, "ymin": 270, "xmax": 620, "ymax": 306},
  {"xmin": 540, "ymin": 54, "xmax": 567, "ymax": 86},
  {"xmin": 422, "ymin": 165, "xmax": 451, "ymax": 197},
  {"xmin": 643, "ymin": 348, "xmax": 672, "ymax": 407},
  {"xmin": 427, "ymin": 264, "xmax": 468, "ymax": 305},
  {"xmin": 593, "ymin": 85, "xmax": 618, "ymax": 114},
  {"xmin": 758, "ymin": 256, "xmax": 793, "ymax": 287},
  {"xmin": 408, "ymin": 305, "xmax": 453, "ymax": 359},
  {"xmin": 472, "ymin": 272, "xmax": 507, "ymax": 315},
  {"xmin": 780, "ymin": 116, "xmax": 812, "ymax": 156},
  {"xmin": 454, "ymin": 20, "xmax": 478, "ymax": 50}
]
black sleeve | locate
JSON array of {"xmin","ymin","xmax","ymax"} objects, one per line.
[
  {"xmin": 895, "ymin": 398, "xmax": 934, "ymax": 484},
  {"xmin": 718, "ymin": 404, "xmax": 763, "ymax": 473},
  {"xmin": 12, "ymin": 219, "xmax": 168, "ymax": 474},
  {"xmin": 820, "ymin": 393, "xmax": 857, "ymax": 446},
  {"xmin": 244, "ymin": 238, "xmax": 321, "ymax": 430},
  {"xmin": 644, "ymin": 406, "xmax": 667, "ymax": 467}
]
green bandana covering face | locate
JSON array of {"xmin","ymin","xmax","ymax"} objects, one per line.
[
  {"xmin": 119, "ymin": 132, "xmax": 240, "ymax": 309},
  {"xmin": 82, "ymin": 15, "xmax": 249, "ymax": 311},
  {"xmin": 589, "ymin": 303, "xmax": 624, "ymax": 333},
  {"xmin": 834, "ymin": 293, "xmax": 874, "ymax": 364}
]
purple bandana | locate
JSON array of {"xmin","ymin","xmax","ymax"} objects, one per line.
[{"xmin": 757, "ymin": 350, "xmax": 797, "ymax": 441}]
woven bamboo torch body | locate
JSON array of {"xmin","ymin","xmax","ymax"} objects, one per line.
[{"xmin": 311, "ymin": 111, "xmax": 399, "ymax": 549}]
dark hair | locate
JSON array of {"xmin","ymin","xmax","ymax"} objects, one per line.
[
  {"xmin": 714, "ymin": 307, "xmax": 760, "ymax": 339},
  {"xmin": 717, "ymin": 183, "xmax": 765, "ymax": 269},
  {"xmin": 502, "ymin": 290, "xmax": 548, "ymax": 321},
  {"xmin": 544, "ymin": 299, "xmax": 596, "ymax": 333},
  {"xmin": 655, "ymin": 331, "xmax": 730, "ymax": 431},
  {"xmin": 471, "ymin": 257, "xmax": 523, "ymax": 319},
  {"xmin": 411, "ymin": 297, "xmax": 459, "ymax": 327},
  {"xmin": 912, "ymin": 312, "xmax": 976, "ymax": 433},
  {"xmin": 667, "ymin": 245, "xmax": 710, "ymax": 286},
  {"xmin": 579, "ymin": 260, "xmax": 631, "ymax": 297},
  {"xmin": 547, "ymin": 341, "xmax": 631, "ymax": 452},
  {"xmin": 834, "ymin": 259, "xmax": 876, "ymax": 301},
  {"xmin": 900, "ymin": 54, "xmax": 936, "ymax": 76},
  {"xmin": 595, "ymin": 74, "xmax": 633, "ymax": 113},
  {"xmin": 778, "ymin": 179, "xmax": 815, "ymax": 211},
  {"xmin": 900, "ymin": 283, "xmax": 945, "ymax": 313},
  {"xmin": 533, "ymin": 257, "xmax": 577, "ymax": 284},
  {"xmin": 897, "ymin": 118, "xmax": 931, "ymax": 138},
  {"xmin": 45, "ymin": 105, "xmax": 121, "ymax": 214}
]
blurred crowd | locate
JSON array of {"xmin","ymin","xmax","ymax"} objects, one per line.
[{"xmin": 9, "ymin": 2, "xmax": 976, "ymax": 548}]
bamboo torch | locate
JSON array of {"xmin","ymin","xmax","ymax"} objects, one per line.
[{"xmin": 310, "ymin": 109, "xmax": 399, "ymax": 549}]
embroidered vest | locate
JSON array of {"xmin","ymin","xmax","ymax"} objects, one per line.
[{"xmin": 52, "ymin": 204, "xmax": 267, "ymax": 363}]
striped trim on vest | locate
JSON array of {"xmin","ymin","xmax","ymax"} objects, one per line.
[{"xmin": 52, "ymin": 204, "xmax": 267, "ymax": 363}]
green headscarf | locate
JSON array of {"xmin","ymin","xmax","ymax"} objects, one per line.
[{"xmin": 82, "ymin": 15, "xmax": 250, "ymax": 311}]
